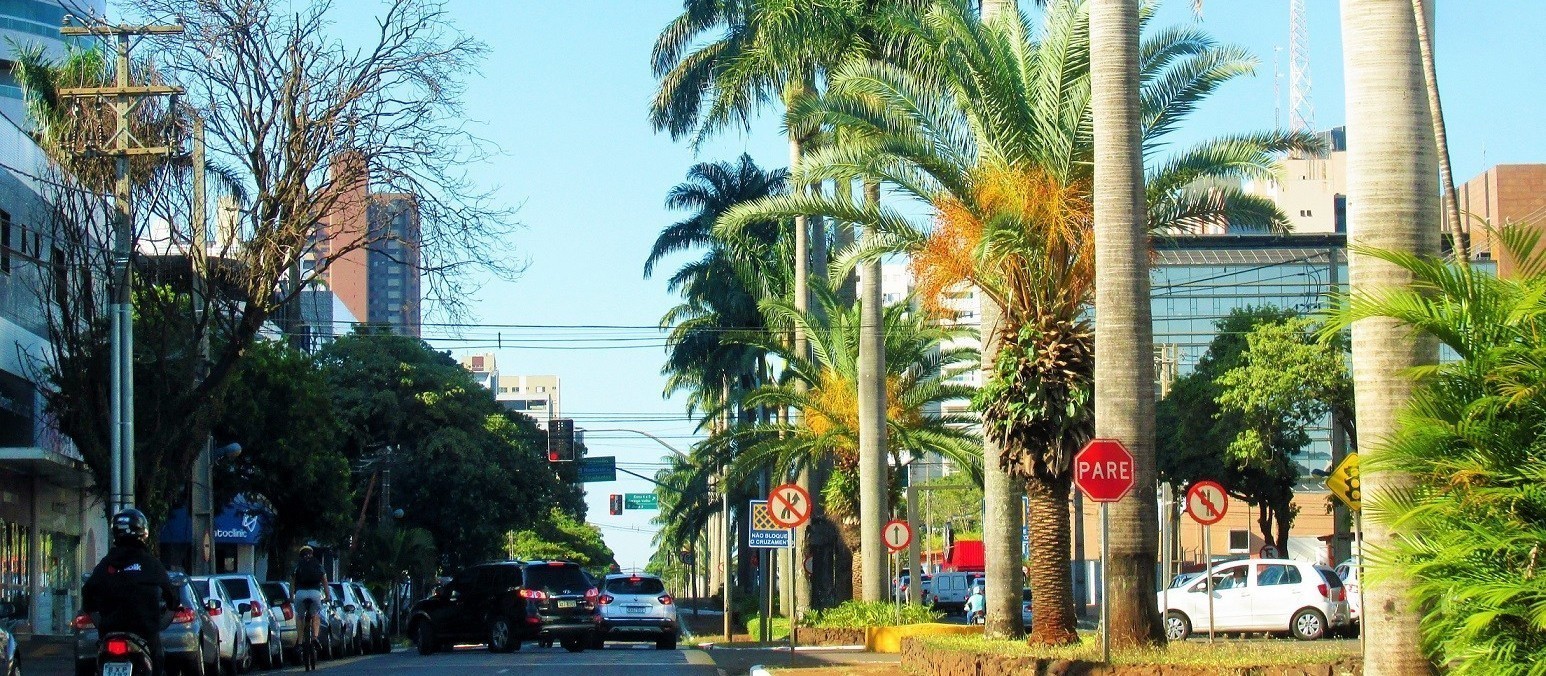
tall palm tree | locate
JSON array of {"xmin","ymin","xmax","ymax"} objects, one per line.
[
  {"xmin": 720, "ymin": 0, "xmax": 1318, "ymax": 643},
  {"xmin": 1091, "ymin": 0, "xmax": 1162, "ymax": 646},
  {"xmin": 1340, "ymin": 1, "xmax": 1441, "ymax": 673},
  {"xmin": 698, "ymin": 281, "xmax": 983, "ymax": 595}
]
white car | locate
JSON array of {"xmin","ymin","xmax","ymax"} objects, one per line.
[
  {"xmin": 594, "ymin": 573, "xmax": 678, "ymax": 650},
  {"xmin": 191, "ymin": 575, "xmax": 254, "ymax": 673},
  {"xmin": 217, "ymin": 573, "xmax": 284, "ymax": 669},
  {"xmin": 1334, "ymin": 558, "xmax": 1362, "ymax": 623},
  {"xmin": 1157, "ymin": 558, "xmax": 1350, "ymax": 641}
]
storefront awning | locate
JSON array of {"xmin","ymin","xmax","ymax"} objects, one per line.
[{"xmin": 160, "ymin": 498, "xmax": 271, "ymax": 545}]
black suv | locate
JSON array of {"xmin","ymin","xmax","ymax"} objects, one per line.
[{"xmin": 408, "ymin": 560, "xmax": 597, "ymax": 654}]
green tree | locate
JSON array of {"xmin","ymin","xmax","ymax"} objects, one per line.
[
  {"xmin": 214, "ymin": 340, "xmax": 353, "ymax": 575},
  {"xmin": 720, "ymin": 0, "xmax": 1317, "ymax": 643},
  {"xmin": 506, "ymin": 508, "xmax": 617, "ymax": 573},
  {"xmin": 1330, "ymin": 226, "xmax": 1546, "ymax": 674}
]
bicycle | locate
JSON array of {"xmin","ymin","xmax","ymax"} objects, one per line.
[{"xmin": 298, "ymin": 598, "xmax": 319, "ymax": 672}]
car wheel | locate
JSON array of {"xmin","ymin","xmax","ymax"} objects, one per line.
[
  {"xmin": 415, "ymin": 622, "xmax": 437, "ymax": 656},
  {"xmin": 254, "ymin": 641, "xmax": 273, "ymax": 670},
  {"xmin": 487, "ymin": 617, "xmax": 516, "ymax": 653},
  {"xmin": 1292, "ymin": 608, "xmax": 1327, "ymax": 641},
  {"xmin": 589, "ymin": 632, "xmax": 605, "ymax": 650},
  {"xmin": 182, "ymin": 651, "xmax": 207, "ymax": 676},
  {"xmin": 1163, "ymin": 611, "xmax": 1191, "ymax": 641},
  {"xmin": 655, "ymin": 635, "xmax": 677, "ymax": 651},
  {"xmin": 560, "ymin": 637, "xmax": 586, "ymax": 653}
]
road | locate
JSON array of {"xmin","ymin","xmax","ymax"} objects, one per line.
[{"xmin": 276, "ymin": 644, "xmax": 725, "ymax": 676}]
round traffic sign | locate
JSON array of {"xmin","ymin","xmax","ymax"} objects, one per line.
[
  {"xmin": 1258, "ymin": 545, "xmax": 1280, "ymax": 559},
  {"xmin": 883, "ymin": 519, "xmax": 912, "ymax": 552},
  {"xmin": 1074, "ymin": 439, "xmax": 1137, "ymax": 503},
  {"xmin": 768, "ymin": 483, "xmax": 813, "ymax": 529},
  {"xmin": 1186, "ymin": 480, "xmax": 1229, "ymax": 526}
]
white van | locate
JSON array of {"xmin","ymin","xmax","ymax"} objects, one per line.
[{"xmin": 929, "ymin": 571, "xmax": 984, "ymax": 612}]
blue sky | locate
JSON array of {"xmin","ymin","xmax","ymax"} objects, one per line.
[{"xmin": 350, "ymin": 0, "xmax": 1545, "ymax": 568}]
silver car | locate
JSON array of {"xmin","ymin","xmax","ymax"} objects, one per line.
[
  {"xmin": 593, "ymin": 573, "xmax": 678, "ymax": 650},
  {"xmin": 349, "ymin": 583, "xmax": 390, "ymax": 654},
  {"xmin": 190, "ymin": 576, "xmax": 253, "ymax": 674},
  {"xmin": 327, "ymin": 582, "xmax": 365, "ymax": 656},
  {"xmin": 216, "ymin": 574, "xmax": 283, "ymax": 670}
]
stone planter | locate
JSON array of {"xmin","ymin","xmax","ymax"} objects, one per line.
[
  {"xmin": 792, "ymin": 627, "xmax": 867, "ymax": 646},
  {"xmin": 900, "ymin": 637, "xmax": 1363, "ymax": 675}
]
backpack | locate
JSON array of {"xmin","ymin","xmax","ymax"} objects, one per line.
[{"xmin": 294, "ymin": 559, "xmax": 326, "ymax": 588}]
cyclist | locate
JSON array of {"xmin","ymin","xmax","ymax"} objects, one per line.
[
  {"xmin": 82, "ymin": 508, "xmax": 179, "ymax": 676},
  {"xmin": 292, "ymin": 546, "xmax": 330, "ymax": 651}
]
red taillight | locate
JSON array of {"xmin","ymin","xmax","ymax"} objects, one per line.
[
  {"xmin": 72, "ymin": 613, "xmax": 94, "ymax": 630},
  {"xmin": 105, "ymin": 638, "xmax": 131, "ymax": 657},
  {"xmin": 519, "ymin": 589, "xmax": 548, "ymax": 601},
  {"xmin": 1317, "ymin": 583, "xmax": 1329, "ymax": 598},
  {"xmin": 208, "ymin": 605, "xmax": 223, "ymax": 617},
  {"xmin": 585, "ymin": 587, "xmax": 599, "ymax": 601},
  {"xmin": 173, "ymin": 608, "xmax": 197, "ymax": 624},
  {"xmin": 251, "ymin": 600, "xmax": 265, "ymax": 618},
  {"xmin": 657, "ymin": 594, "xmax": 674, "ymax": 605},
  {"xmin": 281, "ymin": 603, "xmax": 294, "ymax": 621},
  {"xmin": 598, "ymin": 594, "xmax": 614, "ymax": 605}
]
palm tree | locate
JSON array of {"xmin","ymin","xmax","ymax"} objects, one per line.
[
  {"xmin": 1340, "ymin": 1, "xmax": 1441, "ymax": 672},
  {"xmin": 698, "ymin": 281, "xmax": 982, "ymax": 596},
  {"xmin": 1091, "ymin": 0, "xmax": 1162, "ymax": 646},
  {"xmin": 720, "ymin": 0, "xmax": 1318, "ymax": 643}
]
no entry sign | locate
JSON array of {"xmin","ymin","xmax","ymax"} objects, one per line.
[
  {"xmin": 767, "ymin": 483, "xmax": 812, "ymax": 528},
  {"xmin": 882, "ymin": 519, "xmax": 912, "ymax": 552},
  {"xmin": 1074, "ymin": 439, "xmax": 1136, "ymax": 503},
  {"xmin": 1186, "ymin": 480, "xmax": 1229, "ymax": 526}
]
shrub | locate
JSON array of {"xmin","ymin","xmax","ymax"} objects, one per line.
[{"xmin": 799, "ymin": 600, "xmax": 942, "ymax": 628}]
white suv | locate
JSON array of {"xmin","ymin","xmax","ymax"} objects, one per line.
[
  {"xmin": 593, "ymin": 573, "xmax": 678, "ymax": 650},
  {"xmin": 1158, "ymin": 558, "xmax": 1350, "ymax": 641}
]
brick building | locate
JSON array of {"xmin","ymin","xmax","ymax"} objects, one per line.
[{"xmin": 1451, "ymin": 164, "xmax": 1546, "ymax": 277}]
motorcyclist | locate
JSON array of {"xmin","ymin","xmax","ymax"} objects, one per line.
[
  {"xmin": 82, "ymin": 508, "xmax": 179, "ymax": 676},
  {"xmin": 965, "ymin": 584, "xmax": 986, "ymax": 623}
]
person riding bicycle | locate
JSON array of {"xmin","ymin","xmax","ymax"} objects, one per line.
[
  {"xmin": 292, "ymin": 546, "xmax": 330, "ymax": 650},
  {"xmin": 82, "ymin": 508, "xmax": 179, "ymax": 676}
]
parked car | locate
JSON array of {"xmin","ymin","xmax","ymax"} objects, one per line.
[
  {"xmin": 593, "ymin": 573, "xmax": 678, "ymax": 650},
  {"xmin": 1157, "ymin": 558, "xmax": 1350, "ymax": 641},
  {"xmin": 0, "ymin": 601, "xmax": 20, "ymax": 676},
  {"xmin": 894, "ymin": 573, "xmax": 934, "ymax": 604},
  {"xmin": 930, "ymin": 571, "xmax": 984, "ymax": 612},
  {"xmin": 348, "ymin": 582, "xmax": 391, "ymax": 653},
  {"xmin": 1334, "ymin": 558, "xmax": 1362, "ymax": 624},
  {"xmin": 408, "ymin": 559, "xmax": 598, "ymax": 655},
  {"xmin": 1168, "ymin": 571, "xmax": 1204, "ymax": 589},
  {"xmin": 216, "ymin": 574, "xmax": 283, "ymax": 669},
  {"xmin": 190, "ymin": 575, "xmax": 254, "ymax": 674},
  {"xmin": 328, "ymin": 582, "xmax": 366, "ymax": 656},
  {"xmin": 1020, "ymin": 588, "xmax": 1033, "ymax": 626},
  {"xmin": 77, "ymin": 584, "xmax": 217, "ymax": 676},
  {"xmin": 259, "ymin": 582, "xmax": 301, "ymax": 663}
]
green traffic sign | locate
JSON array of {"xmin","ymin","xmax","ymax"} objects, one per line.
[
  {"xmin": 624, "ymin": 493, "xmax": 659, "ymax": 510},
  {"xmin": 577, "ymin": 456, "xmax": 616, "ymax": 483}
]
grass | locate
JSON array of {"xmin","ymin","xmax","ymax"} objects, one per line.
[
  {"xmin": 800, "ymin": 600, "xmax": 944, "ymax": 628},
  {"xmin": 744, "ymin": 614, "xmax": 792, "ymax": 641},
  {"xmin": 917, "ymin": 634, "xmax": 1359, "ymax": 667}
]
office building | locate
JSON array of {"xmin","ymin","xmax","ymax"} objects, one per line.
[
  {"xmin": 457, "ymin": 353, "xmax": 563, "ymax": 422},
  {"xmin": 1244, "ymin": 127, "xmax": 1347, "ymax": 235},
  {"xmin": 317, "ymin": 154, "xmax": 423, "ymax": 337},
  {"xmin": 0, "ymin": 1, "xmax": 105, "ymax": 128},
  {"xmin": 1452, "ymin": 163, "xmax": 1546, "ymax": 277}
]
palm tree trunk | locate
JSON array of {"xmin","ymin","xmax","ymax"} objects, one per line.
[
  {"xmin": 979, "ymin": 299, "xmax": 1026, "ymax": 639},
  {"xmin": 834, "ymin": 179, "xmax": 857, "ymax": 305},
  {"xmin": 1408, "ymin": 0, "xmax": 1466, "ymax": 262},
  {"xmin": 857, "ymin": 180, "xmax": 888, "ymax": 602},
  {"xmin": 1091, "ymin": 0, "xmax": 1163, "ymax": 647},
  {"xmin": 786, "ymin": 77, "xmax": 818, "ymax": 616},
  {"xmin": 1025, "ymin": 472, "xmax": 1077, "ymax": 644},
  {"xmin": 1342, "ymin": 1, "xmax": 1441, "ymax": 673}
]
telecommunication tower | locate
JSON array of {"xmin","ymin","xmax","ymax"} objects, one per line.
[{"xmin": 1288, "ymin": 0, "xmax": 1315, "ymax": 132}]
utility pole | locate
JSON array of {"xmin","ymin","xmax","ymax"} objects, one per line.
[
  {"xmin": 59, "ymin": 17, "xmax": 184, "ymax": 512},
  {"xmin": 189, "ymin": 117, "xmax": 216, "ymax": 574}
]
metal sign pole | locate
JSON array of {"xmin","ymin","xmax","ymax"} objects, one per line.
[
  {"xmin": 1356, "ymin": 508, "xmax": 1365, "ymax": 655},
  {"xmin": 1100, "ymin": 502, "xmax": 1110, "ymax": 663},
  {"xmin": 788, "ymin": 538, "xmax": 797, "ymax": 655},
  {"xmin": 1161, "ymin": 482, "xmax": 1171, "ymax": 628},
  {"xmin": 1205, "ymin": 524, "xmax": 1215, "ymax": 643},
  {"xmin": 893, "ymin": 550, "xmax": 901, "ymax": 626}
]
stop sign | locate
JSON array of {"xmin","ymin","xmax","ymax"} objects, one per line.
[{"xmin": 1074, "ymin": 438, "xmax": 1136, "ymax": 502}]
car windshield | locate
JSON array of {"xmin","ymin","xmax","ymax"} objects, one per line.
[
  {"xmin": 605, "ymin": 576, "xmax": 665, "ymax": 595},
  {"xmin": 1318, "ymin": 568, "xmax": 1344, "ymax": 588},
  {"xmin": 177, "ymin": 584, "xmax": 197, "ymax": 608},
  {"xmin": 526, "ymin": 564, "xmax": 592, "ymax": 595},
  {"xmin": 329, "ymin": 583, "xmax": 352, "ymax": 602},
  {"xmin": 219, "ymin": 577, "xmax": 254, "ymax": 601},
  {"xmin": 189, "ymin": 579, "xmax": 210, "ymax": 600},
  {"xmin": 261, "ymin": 582, "xmax": 286, "ymax": 603}
]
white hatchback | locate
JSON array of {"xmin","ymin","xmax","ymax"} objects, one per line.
[
  {"xmin": 1334, "ymin": 558, "xmax": 1362, "ymax": 623},
  {"xmin": 1157, "ymin": 558, "xmax": 1350, "ymax": 641}
]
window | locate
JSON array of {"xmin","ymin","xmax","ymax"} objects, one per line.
[
  {"xmin": 1228, "ymin": 529, "xmax": 1249, "ymax": 551},
  {"xmin": 1256, "ymin": 564, "xmax": 1301, "ymax": 586},
  {"xmin": 0, "ymin": 210, "xmax": 10, "ymax": 274},
  {"xmin": 605, "ymin": 576, "xmax": 665, "ymax": 595}
]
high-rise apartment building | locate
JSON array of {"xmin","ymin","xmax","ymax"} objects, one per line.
[
  {"xmin": 1451, "ymin": 164, "xmax": 1546, "ymax": 277},
  {"xmin": 457, "ymin": 353, "xmax": 563, "ymax": 421},
  {"xmin": 317, "ymin": 153, "xmax": 422, "ymax": 336}
]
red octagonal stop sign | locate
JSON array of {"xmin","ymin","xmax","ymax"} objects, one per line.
[{"xmin": 1074, "ymin": 438, "xmax": 1136, "ymax": 503}]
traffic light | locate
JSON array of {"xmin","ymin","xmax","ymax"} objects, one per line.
[
  {"xmin": 546, "ymin": 419, "xmax": 576, "ymax": 462},
  {"xmin": 608, "ymin": 494, "xmax": 623, "ymax": 515}
]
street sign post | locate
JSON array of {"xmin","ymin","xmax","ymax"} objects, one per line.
[
  {"xmin": 577, "ymin": 456, "xmax": 616, "ymax": 483},
  {"xmin": 767, "ymin": 483, "xmax": 812, "ymax": 528},
  {"xmin": 1074, "ymin": 439, "xmax": 1135, "ymax": 663},
  {"xmin": 1186, "ymin": 480, "xmax": 1229, "ymax": 642},
  {"xmin": 749, "ymin": 500, "xmax": 792, "ymax": 548},
  {"xmin": 624, "ymin": 493, "xmax": 659, "ymax": 510},
  {"xmin": 882, "ymin": 519, "xmax": 912, "ymax": 552}
]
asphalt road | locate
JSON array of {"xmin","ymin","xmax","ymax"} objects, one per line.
[{"xmin": 268, "ymin": 644, "xmax": 724, "ymax": 676}]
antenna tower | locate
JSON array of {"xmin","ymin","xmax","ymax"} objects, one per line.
[{"xmin": 1288, "ymin": 0, "xmax": 1315, "ymax": 132}]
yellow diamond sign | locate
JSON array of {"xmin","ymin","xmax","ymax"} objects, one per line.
[{"xmin": 1326, "ymin": 453, "xmax": 1361, "ymax": 511}]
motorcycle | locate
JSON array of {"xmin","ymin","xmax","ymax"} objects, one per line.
[
  {"xmin": 96, "ymin": 631, "xmax": 154, "ymax": 676},
  {"xmin": 968, "ymin": 609, "xmax": 985, "ymax": 625}
]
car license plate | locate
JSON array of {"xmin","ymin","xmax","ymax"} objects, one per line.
[
  {"xmin": 103, "ymin": 664, "xmax": 133, "ymax": 676},
  {"xmin": 558, "ymin": 600, "xmax": 577, "ymax": 609},
  {"xmin": 627, "ymin": 606, "xmax": 645, "ymax": 615}
]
